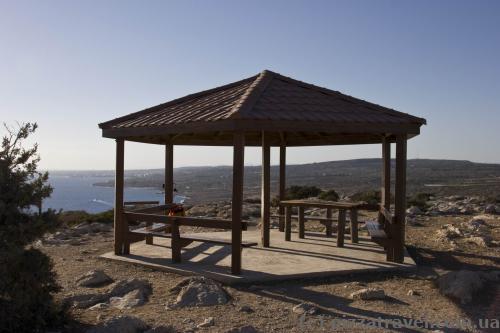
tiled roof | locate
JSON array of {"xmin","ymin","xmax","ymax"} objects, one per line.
[{"xmin": 99, "ymin": 70, "xmax": 426, "ymax": 131}]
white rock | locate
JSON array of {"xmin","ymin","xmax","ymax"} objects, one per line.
[
  {"xmin": 168, "ymin": 276, "xmax": 228, "ymax": 308},
  {"xmin": 86, "ymin": 316, "xmax": 148, "ymax": 333},
  {"xmin": 350, "ymin": 288, "xmax": 386, "ymax": 300},
  {"xmin": 466, "ymin": 236, "xmax": 491, "ymax": 247},
  {"xmin": 196, "ymin": 317, "xmax": 215, "ymax": 328},
  {"xmin": 76, "ymin": 270, "xmax": 113, "ymax": 287},
  {"xmin": 88, "ymin": 303, "xmax": 109, "ymax": 310},
  {"xmin": 484, "ymin": 204, "xmax": 499, "ymax": 214},
  {"xmin": 144, "ymin": 326, "xmax": 176, "ymax": 333},
  {"xmin": 292, "ymin": 302, "xmax": 319, "ymax": 315},
  {"xmin": 406, "ymin": 206, "xmax": 422, "ymax": 215},
  {"xmin": 109, "ymin": 289, "xmax": 147, "ymax": 309}
]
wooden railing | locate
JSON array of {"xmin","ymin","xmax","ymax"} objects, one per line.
[
  {"xmin": 124, "ymin": 212, "xmax": 248, "ymax": 230},
  {"xmin": 124, "ymin": 200, "xmax": 160, "ymax": 206}
]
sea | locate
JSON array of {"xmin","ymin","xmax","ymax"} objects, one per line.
[{"xmin": 43, "ymin": 171, "xmax": 165, "ymax": 213}]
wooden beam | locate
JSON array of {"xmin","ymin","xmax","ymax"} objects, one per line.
[
  {"xmin": 393, "ymin": 135, "xmax": 407, "ymax": 263},
  {"xmin": 380, "ymin": 136, "xmax": 392, "ymax": 258},
  {"xmin": 261, "ymin": 131, "xmax": 271, "ymax": 247},
  {"xmin": 278, "ymin": 143, "xmax": 286, "ymax": 232},
  {"xmin": 232, "ymin": 132, "xmax": 245, "ymax": 275},
  {"xmin": 114, "ymin": 139, "xmax": 126, "ymax": 255}
]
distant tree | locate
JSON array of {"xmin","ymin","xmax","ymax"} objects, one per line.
[
  {"xmin": 318, "ymin": 189, "xmax": 340, "ymax": 201},
  {"xmin": 350, "ymin": 189, "xmax": 382, "ymax": 206},
  {"xmin": 286, "ymin": 185, "xmax": 322, "ymax": 200},
  {"xmin": 0, "ymin": 123, "xmax": 63, "ymax": 332}
]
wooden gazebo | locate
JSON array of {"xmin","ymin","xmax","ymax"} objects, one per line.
[{"xmin": 99, "ymin": 70, "xmax": 426, "ymax": 275}]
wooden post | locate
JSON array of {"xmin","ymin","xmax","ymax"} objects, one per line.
[
  {"xmin": 261, "ymin": 132, "xmax": 270, "ymax": 247},
  {"xmin": 380, "ymin": 137, "xmax": 393, "ymax": 259},
  {"xmin": 393, "ymin": 135, "xmax": 407, "ymax": 263},
  {"xmin": 298, "ymin": 206, "xmax": 305, "ymax": 239},
  {"xmin": 114, "ymin": 139, "xmax": 125, "ymax": 255},
  {"xmin": 231, "ymin": 132, "xmax": 245, "ymax": 275},
  {"xmin": 165, "ymin": 143, "xmax": 174, "ymax": 203},
  {"xmin": 285, "ymin": 206, "xmax": 292, "ymax": 241},
  {"xmin": 171, "ymin": 221, "xmax": 181, "ymax": 263},
  {"xmin": 337, "ymin": 209, "xmax": 346, "ymax": 247},
  {"xmin": 350, "ymin": 209, "xmax": 358, "ymax": 243},
  {"xmin": 278, "ymin": 144, "xmax": 286, "ymax": 232},
  {"xmin": 325, "ymin": 208, "xmax": 333, "ymax": 237}
]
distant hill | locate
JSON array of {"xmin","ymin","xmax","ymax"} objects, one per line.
[{"xmin": 92, "ymin": 159, "xmax": 500, "ymax": 204}]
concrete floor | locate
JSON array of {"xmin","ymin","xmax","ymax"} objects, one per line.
[{"xmin": 101, "ymin": 229, "xmax": 415, "ymax": 284}]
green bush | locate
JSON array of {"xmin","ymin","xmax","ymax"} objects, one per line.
[
  {"xmin": 58, "ymin": 209, "xmax": 114, "ymax": 227},
  {"xmin": 0, "ymin": 123, "xmax": 66, "ymax": 332},
  {"xmin": 350, "ymin": 190, "xmax": 381, "ymax": 205},
  {"xmin": 318, "ymin": 189, "xmax": 340, "ymax": 201},
  {"xmin": 407, "ymin": 192, "xmax": 432, "ymax": 210},
  {"xmin": 286, "ymin": 185, "xmax": 322, "ymax": 200}
]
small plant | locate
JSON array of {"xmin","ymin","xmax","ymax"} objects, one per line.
[{"xmin": 318, "ymin": 189, "xmax": 340, "ymax": 201}]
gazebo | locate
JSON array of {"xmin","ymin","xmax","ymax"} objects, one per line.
[{"xmin": 99, "ymin": 70, "xmax": 426, "ymax": 276}]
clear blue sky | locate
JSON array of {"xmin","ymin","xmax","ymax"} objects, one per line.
[{"xmin": 1, "ymin": 0, "xmax": 499, "ymax": 170}]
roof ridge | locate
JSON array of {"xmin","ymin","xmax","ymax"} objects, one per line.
[
  {"xmin": 98, "ymin": 74, "xmax": 258, "ymax": 129},
  {"xmin": 226, "ymin": 70, "xmax": 275, "ymax": 120},
  {"xmin": 267, "ymin": 71, "xmax": 426, "ymax": 124}
]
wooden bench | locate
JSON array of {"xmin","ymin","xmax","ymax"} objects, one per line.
[
  {"xmin": 279, "ymin": 200, "xmax": 363, "ymax": 246},
  {"xmin": 126, "ymin": 215, "xmax": 254, "ymax": 263},
  {"xmin": 365, "ymin": 220, "xmax": 388, "ymax": 246}
]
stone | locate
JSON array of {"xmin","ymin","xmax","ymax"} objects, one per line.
[
  {"xmin": 350, "ymin": 288, "xmax": 386, "ymax": 300},
  {"xmin": 86, "ymin": 316, "xmax": 148, "ymax": 333},
  {"xmin": 89, "ymin": 303, "xmax": 109, "ymax": 310},
  {"xmin": 107, "ymin": 278, "xmax": 152, "ymax": 298},
  {"xmin": 225, "ymin": 326, "xmax": 260, "ymax": 333},
  {"xmin": 407, "ymin": 289, "xmax": 420, "ymax": 296},
  {"xmin": 109, "ymin": 289, "xmax": 148, "ymax": 309},
  {"xmin": 484, "ymin": 204, "xmax": 499, "ymax": 214},
  {"xmin": 196, "ymin": 317, "xmax": 215, "ymax": 328},
  {"xmin": 437, "ymin": 224, "xmax": 462, "ymax": 240},
  {"xmin": 238, "ymin": 305, "xmax": 254, "ymax": 313},
  {"xmin": 466, "ymin": 236, "xmax": 491, "ymax": 247},
  {"xmin": 406, "ymin": 206, "xmax": 422, "ymax": 216},
  {"xmin": 76, "ymin": 270, "xmax": 113, "ymax": 287},
  {"xmin": 438, "ymin": 270, "xmax": 485, "ymax": 304},
  {"xmin": 168, "ymin": 276, "xmax": 229, "ymax": 308},
  {"xmin": 144, "ymin": 326, "xmax": 176, "ymax": 333},
  {"xmin": 70, "ymin": 293, "xmax": 108, "ymax": 309},
  {"xmin": 292, "ymin": 302, "xmax": 319, "ymax": 315}
]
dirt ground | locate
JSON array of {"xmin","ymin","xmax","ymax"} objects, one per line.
[{"xmin": 42, "ymin": 213, "xmax": 500, "ymax": 333}]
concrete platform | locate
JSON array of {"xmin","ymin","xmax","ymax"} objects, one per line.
[{"xmin": 101, "ymin": 229, "xmax": 415, "ymax": 285}]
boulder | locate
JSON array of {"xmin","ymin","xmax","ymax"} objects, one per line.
[
  {"xmin": 108, "ymin": 278, "xmax": 152, "ymax": 298},
  {"xmin": 86, "ymin": 316, "xmax": 148, "ymax": 333},
  {"xmin": 350, "ymin": 288, "xmax": 386, "ymax": 300},
  {"xmin": 292, "ymin": 302, "xmax": 319, "ymax": 315},
  {"xmin": 168, "ymin": 276, "xmax": 229, "ymax": 308},
  {"xmin": 109, "ymin": 289, "xmax": 148, "ymax": 309},
  {"xmin": 438, "ymin": 270, "xmax": 485, "ymax": 304},
  {"xmin": 484, "ymin": 204, "xmax": 499, "ymax": 214},
  {"xmin": 466, "ymin": 236, "xmax": 491, "ymax": 247},
  {"xmin": 437, "ymin": 224, "xmax": 462, "ymax": 240},
  {"xmin": 76, "ymin": 270, "xmax": 113, "ymax": 287}
]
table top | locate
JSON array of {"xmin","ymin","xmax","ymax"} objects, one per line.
[{"xmin": 279, "ymin": 200, "xmax": 366, "ymax": 209}]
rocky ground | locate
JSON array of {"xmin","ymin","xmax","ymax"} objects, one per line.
[{"xmin": 39, "ymin": 196, "xmax": 500, "ymax": 332}]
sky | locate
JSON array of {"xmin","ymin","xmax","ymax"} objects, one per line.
[{"xmin": 1, "ymin": 0, "xmax": 499, "ymax": 170}]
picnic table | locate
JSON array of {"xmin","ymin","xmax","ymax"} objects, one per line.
[{"xmin": 279, "ymin": 200, "xmax": 366, "ymax": 247}]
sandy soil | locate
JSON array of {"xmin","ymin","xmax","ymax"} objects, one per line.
[{"xmin": 42, "ymin": 214, "xmax": 500, "ymax": 333}]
